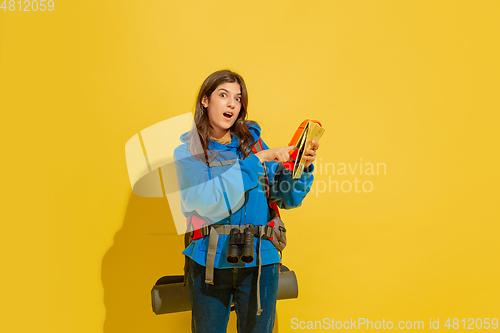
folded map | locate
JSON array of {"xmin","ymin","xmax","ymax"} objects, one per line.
[{"xmin": 289, "ymin": 120, "xmax": 325, "ymax": 179}]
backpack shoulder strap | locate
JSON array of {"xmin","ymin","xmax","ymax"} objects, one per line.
[{"xmin": 252, "ymin": 138, "xmax": 264, "ymax": 153}]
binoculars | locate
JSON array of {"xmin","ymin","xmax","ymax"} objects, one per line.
[{"xmin": 226, "ymin": 227, "xmax": 255, "ymax": 264}]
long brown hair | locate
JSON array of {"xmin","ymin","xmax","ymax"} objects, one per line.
[{"xmin": 188, "ymin": 69, "xmax": 258, "ymax": 161}]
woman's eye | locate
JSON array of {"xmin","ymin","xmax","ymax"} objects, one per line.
[
  {"xmin": 220, "ymin": 93, "xmax": 227, "ymax": 98},
  {"xmin": 236, "ymin": 97, "xmax": 241, "ymax": 102}
]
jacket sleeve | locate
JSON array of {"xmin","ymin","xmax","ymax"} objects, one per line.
[
  {"xmin": 173, "ymin": 144, "xmax": 265, "ymax": 222},
  {"xmin": 260, "ymin": 139, "xmax": 314, "ymax": 209}
]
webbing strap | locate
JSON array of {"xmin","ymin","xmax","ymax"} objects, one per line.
[
  {"xmin": 205, "ymin": 226, "xmax": 219, "ymax": 285},
  {"xmin": 211, "ymin": 224, "xmax": 249, "ymax": 234},
  {"xmin": 217, "ymin": 172, "xmax": 233, "ymax": 218},
  {"xmin": 252, "ymin": 138, "xmax": 264, "ymax": 153},
  {"xmin": 199, "ymin": 224, "xmax": 273, "ymax": 239},
  {"xmin": 256, "ymin": 226, "xmax": 264, "ymax": 316},
  {"xmin": 208, "ymin": 159, "xmax": 237, "ymax": 167},
  {"xmin": 252, "ymin": 138, "xmax": 270, "ymax": 198},
  {"xmin": 252, "ymin": 138, "xmax": 273, "ymax": 315}
]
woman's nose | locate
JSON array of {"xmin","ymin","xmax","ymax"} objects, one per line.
[{"xmin": 227, "ymin": 98, "xmax": 235, "ymax": 108}]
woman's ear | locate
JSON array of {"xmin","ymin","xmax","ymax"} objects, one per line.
[{"xmin": 201, "ymin": 96, "xmax": 208, "ymax": 108}]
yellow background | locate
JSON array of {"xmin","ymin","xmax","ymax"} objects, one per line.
[{"xmin": 1, "ymin": 0, "xmax": 499, "ymax": 332}]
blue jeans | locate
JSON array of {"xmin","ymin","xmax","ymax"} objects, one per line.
[{"xmin": 187, "ymin": 258, "xmax": 280, "ymax": 333}]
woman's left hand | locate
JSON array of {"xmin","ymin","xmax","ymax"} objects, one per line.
[{"xmin": 304, "ymin": 140, "xmax": 319, "ymax": 169}]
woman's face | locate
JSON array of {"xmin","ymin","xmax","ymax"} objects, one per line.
[{"xmin": 202, "ymin": 82, "xmax": 242, "ymax": 139}]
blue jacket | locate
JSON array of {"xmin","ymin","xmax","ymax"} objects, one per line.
[{"xmin": 173, "ymin": 123, "xmax": 315, "ymax": 269}]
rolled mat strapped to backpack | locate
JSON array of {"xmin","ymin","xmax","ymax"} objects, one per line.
[{"xmin": 151, "ymin": 266, "xmax": 298, "ymax": 315}]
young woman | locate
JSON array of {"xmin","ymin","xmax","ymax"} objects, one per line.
[{"xmin": 173, "ymin": 69, "xmax": 319, "ymax": 333}]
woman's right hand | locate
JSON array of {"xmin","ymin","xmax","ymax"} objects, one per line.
[{"xmin": 255, "ymin": 146, "xmax": 295, "ymax": 163}]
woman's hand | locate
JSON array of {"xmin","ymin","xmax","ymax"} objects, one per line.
[
  {"xmin": 255, "ymin": 146, "xmax": 295, "ymax": 163},
  {"xmin": 304, "ymin": 140, "xmax": 319, "ymax": 169}
]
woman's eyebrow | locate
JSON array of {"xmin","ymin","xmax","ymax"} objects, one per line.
[{"xmin": 217, "ymin": 88, "xmax": 242, "ymax": 95}]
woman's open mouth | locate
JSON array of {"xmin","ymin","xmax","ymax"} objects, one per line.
[{"xmin": 223, "ymin": 112, "xmax": 233, "ymax": 120}]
